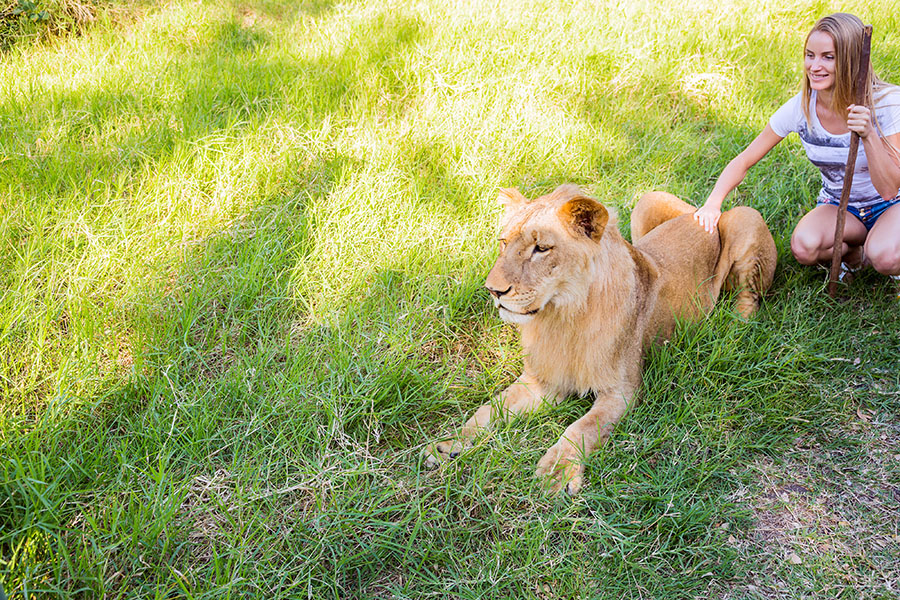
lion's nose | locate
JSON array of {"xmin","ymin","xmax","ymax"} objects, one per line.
[{"xmin": 487, "ymin": 284, "xmax": 511, "ymax": 298}]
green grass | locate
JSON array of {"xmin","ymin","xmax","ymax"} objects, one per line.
[{"xmin": 2, "ymin": 0, "xmax": 899, "ymax": 598}]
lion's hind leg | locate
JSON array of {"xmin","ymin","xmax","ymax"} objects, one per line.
[
  {"xmin": 631, "ymin": 191, "xmax": 698, "ymax": 243},
  {"xmin": 715, "ymin": 206, "xmax": 777, "ymax": 317}
]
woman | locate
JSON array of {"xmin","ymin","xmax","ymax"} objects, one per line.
[{"xmin": 694, "ymin": 13, "xmax": 900, "ymax": 284}]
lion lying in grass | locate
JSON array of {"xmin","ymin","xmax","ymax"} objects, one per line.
[{"xmin": 424, "ymin": 184, "xmax": 777, "ymax": 494}]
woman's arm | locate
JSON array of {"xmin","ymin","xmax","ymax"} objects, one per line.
[
  {"xmin": 694, "ymin": 124, "xmax": 784, "ymax": 232},
  {"xmin": 848, "ymin": 104, "xmax": 900, "ymax": 200}
]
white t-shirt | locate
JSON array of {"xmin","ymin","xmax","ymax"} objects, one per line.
[{"xmin": 768, "ymin": 88, "xmax": 900, "ymax": 207}]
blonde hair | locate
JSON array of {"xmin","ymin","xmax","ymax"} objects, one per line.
[{"xmin": 801, "ymin": 13, "xmax": 900, "ymax": 161}]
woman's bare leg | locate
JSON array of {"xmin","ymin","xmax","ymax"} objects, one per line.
[
  {"xmin": 864, "ymin": 203, "xmax": 900, "ymax": 276},
  {"xmin": 790, "ymin": 204, "xmax": 867, "ymax": 266}
]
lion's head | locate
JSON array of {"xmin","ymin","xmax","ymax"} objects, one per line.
[{"xmin": 485, "ymin": 185, "xmax": 614, "ymax": 324}]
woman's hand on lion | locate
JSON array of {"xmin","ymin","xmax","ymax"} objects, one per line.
[{"xmin": 693, "ymin": 204, "xmax": 721, "ymax": 233}]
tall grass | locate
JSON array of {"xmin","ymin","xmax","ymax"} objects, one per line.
[{"xmin": 1, "ymin": 0, "xmax": 898, "ymax": 598}]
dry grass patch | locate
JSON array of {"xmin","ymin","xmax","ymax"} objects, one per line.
[{"xmin": 723, "ymin": 419, "xmax": 900, "ymax": 598}]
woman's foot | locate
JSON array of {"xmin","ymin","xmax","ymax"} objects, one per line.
[{"xmin": 839, "ymin": 262, "xmax": 861, "ymax": 284}]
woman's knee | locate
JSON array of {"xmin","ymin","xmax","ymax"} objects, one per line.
[
  {"xmin": 864, "ymin": 203, "xmax": 900, "ymax": 275},
  {"xmin": 865, "ymin": 239, "xmax": 900, "ymax": 275},
  {"xmin": 790, "ymin": 230, "xmax": 825, "ymax": 265}
]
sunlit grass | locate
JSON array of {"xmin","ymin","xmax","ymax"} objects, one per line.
[{"xmin": 1, "ymin": 0, "xmax": 899, "ymax": 598}]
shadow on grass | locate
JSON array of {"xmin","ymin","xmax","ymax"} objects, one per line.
[
  {"xmin": 0, "ymin": 5, "xmax": 441, "ymax": 596},
  {"xmin": 0, "ymin": 3, "xmax": 429, "ymax": 392},
  {"xmin": 1, "ymin": 9, "xmax": 422, "ymax": 190}
]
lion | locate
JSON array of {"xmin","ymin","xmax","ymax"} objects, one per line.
[{"xmin": 424, "ymin": 184, "xmax": 777, "ymax": 494}]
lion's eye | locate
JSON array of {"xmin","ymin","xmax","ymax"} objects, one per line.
[
  {"xmin": 532, "ymin": 244, "xmax": 551, "ymax": 256},
  {"xmin": 498, "ymin": 239, "xmax": 507, "ymax": 251}
]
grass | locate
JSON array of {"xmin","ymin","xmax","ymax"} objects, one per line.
[{"xmin": 1, "ymin": 0, "xmax": 899, "ymax": 598}]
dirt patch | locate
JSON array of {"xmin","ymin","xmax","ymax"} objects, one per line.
[
  {"xmin": 180, "ymin": 468, "xmax": 238, "ymax": 565},
  {"xmin": 722, "ymin": 421, "xmax": 900, "ymax": 598}
]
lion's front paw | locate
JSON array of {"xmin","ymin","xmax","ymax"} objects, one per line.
[
  {"xmin": 423, "ymin": 438, "xmax": 472, "ymax": 469},
  {"xmin": 535, "ymin": 440, "xmax": 585, "ymax": 495}
]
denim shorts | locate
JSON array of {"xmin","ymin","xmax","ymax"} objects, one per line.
[{"xmin": 817, "ymin": 196, "xmax": 900, "ymax": 230}]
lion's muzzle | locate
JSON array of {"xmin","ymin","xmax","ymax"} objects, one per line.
[{"xmin": 486, "ymin": 283, "xmax": 511, "ymax": 298}]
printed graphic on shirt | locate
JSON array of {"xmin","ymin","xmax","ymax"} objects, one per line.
[{"xmin": 769, "ymin": 90, "xmax": 900, "ymax": 208}]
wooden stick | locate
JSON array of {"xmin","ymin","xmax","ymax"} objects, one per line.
[{"xmin": 828, "ymin": 25, "xmax": 873, "ymax": 297}]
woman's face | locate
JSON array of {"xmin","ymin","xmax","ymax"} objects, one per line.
[{"xmin": 805, "ymin": 31, "xmax": 837, "ymax": 92}]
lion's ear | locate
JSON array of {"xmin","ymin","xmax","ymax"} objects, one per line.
[
  {"xmin": 558, "ymin": 196, "xmax": 609, "ymax": 242},
  {"xmin": 497, "ymin": 187, "xmax": 527, "ymax": 209}
]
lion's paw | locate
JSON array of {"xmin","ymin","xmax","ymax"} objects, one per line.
[
  {"xmin": 535, "ymin": 440, "xmax": 585, "ymax": 495},
  {"xmin": 423, "ymin": 438, "xmax": 472, "ymax": 469}
]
